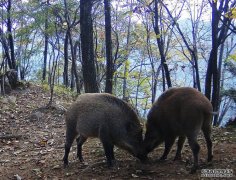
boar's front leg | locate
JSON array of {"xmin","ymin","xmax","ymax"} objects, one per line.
[
  {"xmin": 99, "ymin": 127, "xmax": 115, "ymax": 167},
  {"xmin": 174, "ymin": 136, "xmax": 186, "ymax": 161},
  {"xmin": 160, "ymin": 136, "xmax": 176, "ymax": 160},
  {"xmin": 76, "ymin": 135, "xmax": 87, "ymax": 162}
]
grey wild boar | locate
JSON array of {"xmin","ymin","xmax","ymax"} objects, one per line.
[
  {"xmin": 143, "ymin": 87, "xmax": 214, "ymax": 173},
  {"xmin": 63, "ymin": 93, "xmax": 146, "ymax": 168}
]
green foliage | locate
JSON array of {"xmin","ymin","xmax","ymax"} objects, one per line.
[
  {"xmin": 42, "ymin": 81, "xmax": 50, "ymax": 91},
  {"xmin": 53, "ymin": 85, "xmax": 78, "ymax": 97},
  {"xmin": 41, "ymin": 82, "xmax": 77, "ymax": 97}
]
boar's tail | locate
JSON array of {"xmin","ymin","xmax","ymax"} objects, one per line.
[{"xmin": 210, "ymin": 111, "xmax": 219, "ymax": 115}]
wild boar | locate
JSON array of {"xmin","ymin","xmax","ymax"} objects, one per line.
[
  {"xmin": 143, "ymin": 87, "xmax": 214, "ymax": 173},
  {"xmin": 63, "ymin": 93, "xmax": 146, "ymax": 168}
]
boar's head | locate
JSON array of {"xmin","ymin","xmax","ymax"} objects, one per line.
[
  {"xmin": 119, "ymin": 121, "xmax": 147, "ymax": 162},
  {"xmin": 143, "ymin": 120, "xmax": 163, "ymax": 155}
]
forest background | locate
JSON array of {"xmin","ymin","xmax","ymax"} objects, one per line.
[{"xmin": 0, "ymin": 0, "xmax": 236, "ymax": 126}]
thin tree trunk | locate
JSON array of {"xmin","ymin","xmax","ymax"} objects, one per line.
[
  {"xmin": 73, "ymin": 40, "xmax": 81, "ymax": 94},
  {"xmin": 154, "ymin": 0, "xmax": 171, "ymax": 89},
  {"xmin": 42, "ymin": 0, "xmax": 49, "ymax": 82},
  {"xmin": 104, "ymin": 0, "xmax": 113, "ymax": 94},
  {"xmin": 122, "ymin": 0, "xmax": 132, "ymax": 100},
  {"xmin": 63, "ymin": 30, "xmax": 69, "ymax": 87},
  {"xmin": 205, "ymin": 1, "xmax": 220, "ymax": 125}
]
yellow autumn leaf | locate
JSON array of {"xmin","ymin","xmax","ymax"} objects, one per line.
[
  {"xmin": 156, "ymin": 33, "xmax": 161, "ymax": 39},
  {"xmin": 225, "ymin": 8, "xmax": 236, "ymax": 19}
]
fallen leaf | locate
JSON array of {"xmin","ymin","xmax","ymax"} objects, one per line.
[
  {"xmin": 14, "ymin": 174, "xmax": 22, "ymax": 180},
  {"xmin": 131, "ymin": 174, "xmax": 139, "ymax": 178},
  {"xmin": 52, "ymin": 165, "xmax": 60, "ymax": 169}
]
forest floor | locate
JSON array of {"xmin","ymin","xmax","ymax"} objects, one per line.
[{"xmin": 0, "ymin": 84, "xmax": 235, "ymax": 180}]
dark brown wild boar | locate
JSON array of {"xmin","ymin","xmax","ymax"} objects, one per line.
[
  {"xmin": 143, "ymin": 87, "xmax": 214, "ymax": 173},
  {"xmin": 63, "ymin": 93, "xmax": 146, "ymax": 168}
]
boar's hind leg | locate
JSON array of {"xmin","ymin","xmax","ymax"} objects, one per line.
[
  {"xmin": 99, "ymin": 128, "xmax": 115, "ymax": 167},
  {"xmin": 160, "ymin": 136, "xmax": 176, "ymax": 160},
  {"xmin": 187, "ymin": 135, "xmax": 200, "ymax": 173},
  {"xmin": 174, "ymin": 136, "xmax": 186, "ymax": 161},
  {"xmin": 202, "ymin": 124, "xmax": 213, "ymax": 162},
  {"xmin": 76, "ymin": 136, "xmax": 87, "ymax": 162},
  {"xmin": 63, "ymin": 130, "xmax": 77, "ymax": 167},
  {"xmin": 102, "ymin": 142, "xmax": 115, "ymax": 167}
]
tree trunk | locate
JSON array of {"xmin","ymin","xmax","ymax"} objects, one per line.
[
  {"xmin": 122, "ymin": 0, "xmax": 132, "ymax": 100},
  {"xmin": 104, "ymin": 0, "xmax": 113, "ymax": 94},
  {"xmin": 42, "ymin": 0, "xmax": 49, "ymax": 82},
  {"xmin": 0, "ymin": 28, "xmax": 12, "ymax": 69},
  {"xmin": 6, "ymin": 0, "xmax": 16, "ymax": 70},
  {"xmin": 205, "ymin": 0, "xmax": 232, "ymax": 125},
  {"xmin": 63, "ymin": 30, "xmax": 69, "ymax": 87},
  {"xmin": 80, "ymin": 0, "xmax": 99, "ymax": 93},
  {"xmin": 73, "ymin": 40, "xmax": 81, "ymax": 94},
  {"xmin": 154, "ymin": 0, "xmax": 172, "ymax": 89},
  {"xmin": 68, "ymin": 31, "xmax": 80, "ymax": 94}
]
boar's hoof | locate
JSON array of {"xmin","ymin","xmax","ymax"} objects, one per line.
[
  {"xmin": 159, "ymin": 156, "xmax": 167, "ymax": 161},
  {"xmin": 63, "ymin": 158, "xmax": 69, "ymax": 168},
  {"xmin": 190, "ymin": 166, "xmax": 198, "ymax": 174},
  {"xmin": 63, "ymin": 162, "xmax": 69, "ymax": 169},
  {"xmin": 140, "ymin": 157, "xmax": 149, "ymax": 164},
  {"xmin": 78, "ymin": 157, "xmax": 84, "ymax": 162},
  {"xmin": 208, "ymin": 155, "xmax": 213, "ymax": 162},
  {"xmin": 173, "ymin": 155, "xmax": 182, "ymax": 161},
  {"xmin": 137, "ymin": 154, "xmax": 148, "ymax": 163},
  {"xmin": 63, "ymin": 164, "xmax": 69, "ymax": 169},
  {"xmin": 107, "ymin": 159, "xmax": 117, "ymax": 168}
]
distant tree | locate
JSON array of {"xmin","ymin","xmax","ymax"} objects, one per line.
[
  {"xmin": 153, "ymin": 0, "xmax": 172, "ymax": 90},
  {"xmin": 205, "ymin": 0, "xmax": 236, "ymax": 125},
  {"xmin": 141, "ymin": 12, "xmax": 162, "ymax": 103},
  {"xmin": 63, "ymin": 0, "xmax": 80, "ymax": 93},
  {"xmin": 160, "ymin": 0, "xmax": 204, "ymax": 91},
  {"xmin": 122, "ymin": 0, "xmax": 133, "ymax": 100}
]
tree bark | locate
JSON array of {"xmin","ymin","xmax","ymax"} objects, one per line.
[
  {"xmin": 205, "ymin": 0, "xmax": 233, "ymax": 125},
  {"xmin": 6, "ymin": 0, "xmax": 16, "ymax": 70},
  {"xmin": 42, "ymin": 0, "xmax": 49, "ymax": 81},
  {"xmin": 63, "ymin": 30, "xmax": 69, "ymax": 87},
  {"xmin": 154, "ymin": 0, "xmax": 172, "ymax": 89},
  {"xmin": 104, "ymin": 0, "xmax": 113, "ymax": 94},
  {"xmin": 0, "ymin": 28, "xmax": 12, "ymax": 69},
  {"xmin": 80, "ymin": 0, "xmax": 99, "ymax": 93}
]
